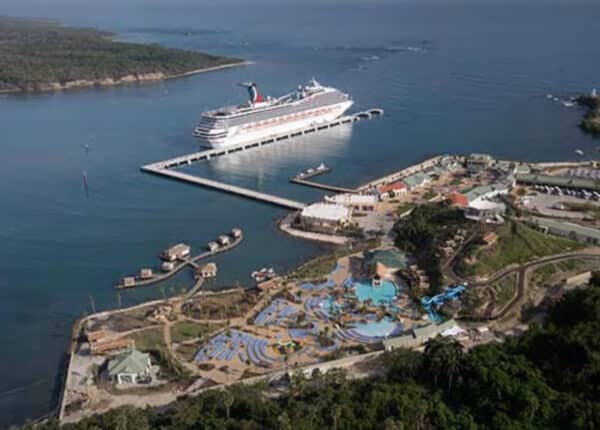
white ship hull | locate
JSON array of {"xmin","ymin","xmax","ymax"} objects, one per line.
[{"xmin": 196, "ymin": 100, "xmax": 353, "ymax": 149}]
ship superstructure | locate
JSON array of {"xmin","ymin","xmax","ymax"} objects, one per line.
[{"xmin": 193, "ymin": 79, "xmax": 353, "ymax": 148}]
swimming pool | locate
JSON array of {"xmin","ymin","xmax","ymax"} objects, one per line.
[
  {"xmin": 354, "ymin": 279, "xmax": 397, "ymax": 305},
  {"xmin": 353, "ymin": 318, "xmax": 401, "ymax": 338}
]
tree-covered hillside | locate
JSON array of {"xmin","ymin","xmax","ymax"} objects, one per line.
[
  {"xmin": 13, "ymin": 274, "xmax": 600, "ymax": 430},
  {"xmin": 0, "ymin": 17, "xmax": 242, "ymax": 92}
]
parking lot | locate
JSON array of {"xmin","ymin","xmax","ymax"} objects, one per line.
[{"xmin": 521, "ymin": 191, "xmax": 600, "ymax": 220}]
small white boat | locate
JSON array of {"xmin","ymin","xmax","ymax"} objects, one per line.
[
  {"xmin": 562, "ymin": 101, "xmax": 575, "ymax": 107},
  {"xmin": 575, "ymin": 149, "xmax": 584, "ymax": 156},
  {"xmin": 316, "ymin": 163, "xmax": 327, "ymax": 171}
]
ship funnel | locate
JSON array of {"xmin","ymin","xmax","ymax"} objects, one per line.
[{"xmin": 238, "ymin": 82, "xmax": 264, "ymax": 103}]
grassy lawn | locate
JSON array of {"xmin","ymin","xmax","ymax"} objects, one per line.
[
  {"xmin": 129, "ymin": 328, "xmax": 189, "ymax": 380},
  {"xmin": 176, "ymin": 343, "xmax": 200, "ymax": 362},
  {"xmin": 532, "ymin": 263, "xmax": 558, "ymax": 286},
  {"xmin": 171, "ymin": 321, "xmax": 222, "ymax": 344},
  {"xmin": 129, "ymin": 327, "xmax": 165, "ymax": 351},
  {"xmin": 471, "ymin": 221, "xmax": 580, "ymax": 276},
  {"xmin": 492, "ymin": 273, "xmax": 518, "ymax": 306}
]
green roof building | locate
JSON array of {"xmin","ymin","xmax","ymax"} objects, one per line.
[
  {"xmin": 402, "ymin": 172, "xmax": 430, "ymax": 189},
  {"xmin": 107, "ymin": 348, "xmax": 152, "ymax": 384},
  {"xmin": 363, "ymin": 249, "xmax": 408, "ymax": 278}
]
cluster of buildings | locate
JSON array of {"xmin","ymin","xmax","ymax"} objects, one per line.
[{"xmin": 297, "ymin": 156, "xmax": 464, "ymax": 234}]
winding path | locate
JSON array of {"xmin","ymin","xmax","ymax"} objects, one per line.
[{"xmin": 459, "ymin": 249, "xmax": 600, "ymax": 321}]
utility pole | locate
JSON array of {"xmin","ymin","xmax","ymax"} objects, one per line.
[{"xmin": 88, "ymin": 294, "xmax": 96, "ymax": 314}]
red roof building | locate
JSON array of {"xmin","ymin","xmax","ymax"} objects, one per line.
[
  {"xmin": 448, "ymin": 192, "xmax": 469, "ymax": 208},
  {"xmin": 378, "ymin": 182, "xmax": 408, "ymax": 200}
]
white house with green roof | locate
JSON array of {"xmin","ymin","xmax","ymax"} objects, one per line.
[{"xmin": 107, "ymin": 348, "xmax": 152, "ymax": 384}]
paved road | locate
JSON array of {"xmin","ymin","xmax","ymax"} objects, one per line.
[{"xmin": 463, "ymin": 250, "xmax": 600, "ymax": 321}]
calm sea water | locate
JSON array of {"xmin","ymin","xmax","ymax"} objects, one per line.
[{"xmin": 1, "ymin": 0, "xmax": 599, "ymax": 426}]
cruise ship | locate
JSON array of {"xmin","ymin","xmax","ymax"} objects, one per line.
[{"xmin": 193, "ymin": 79, "xmax": 353, "ymax": 148}]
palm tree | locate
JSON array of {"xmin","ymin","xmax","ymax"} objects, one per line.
[
  {"xmin": 290, "ymin": 370, "xmax": 307, "ymax": 400},
  {"xmin": 221, "ymin": 388, "xmax": 234, "ymax": 419},
  {"xmin": 423, "ymin": 336, "xmax": 464, "ymax": 391},
  {"xmin": 331, "ymin": 404, "xmax": 342, "ymax": 430}
]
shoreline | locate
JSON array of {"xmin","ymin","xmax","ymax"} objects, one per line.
[
  {"xmin": 0, "ymin": 60, "xmax": 251, "ymax": 95},
  {"xmin": 37, "ymin": 154, "xmax": 600, "ymax": 426}
]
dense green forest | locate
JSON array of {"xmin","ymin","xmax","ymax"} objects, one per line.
[
  {"xmin": 576, "ymin": 95, "xmax": 600, "ymax": 135},
  {"xmin": 393, "ymin": 203, "xmax": 468, "ymax": 293},
  {"xmin": 0, "ymin": 17, "xmax": 241, "ymax": 92},
  {"xmin": 13, "ymin": 274, "xmax": 600, "ymax": 429}
]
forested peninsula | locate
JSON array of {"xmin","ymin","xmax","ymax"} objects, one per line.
[
  {"xmin": 0, "ymin": 17, "xmax": 244, "ymax": 93},
  {"xmin": 576, "ymin": 93, "xmax": 600, "ymax": 136}
]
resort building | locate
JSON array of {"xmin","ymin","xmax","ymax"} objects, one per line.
[
  {"xmin": 199, "ymin": 262, "xmax": 217, "ymax": 278},
  {"xmin": 299, "ymin": 203, "xmax": 352, "ymax": 233},
  {"xmin": 466, "ymin": 153, "xmax": 493, "ymax": 174},
  {"xmin": 161, "ymin": 261, "xmax": 176, "ymax": 272},
  {"xmin": 413, "ymin": 319, "xmax": 461, "ymax": 345},
  {"xmin": 516, "ymin": 173, "xmax": 600, "ymax": 192},
  {"xmin": 324, "ymin": 193, "xmax": 378, "ymax": 211},
  {"xmin": 564, "ymin": 271, "xmax": 592, "ymax": 287},
  {"xmin": 382, "ymin": 319, "xmax": 461, "ymax": 352},
  {"xmin": 377, "ymin": 182, "xmax": 407, "ymax": 200},
  {"xmin": 402, "ymin": 172, "xmax": 430, "ymax": 190},
  {"xmin": 139, "ymin": 268, "xmax": 153, "ymax": 279},
  {"xmin": 449, "ymin": 180, "xmax": 513, "ymax": 221},
  {"xmin": 122, "ymin": 276, "xmax": 135, "ymax": 287},
  {"xmin": 207, "ymin": 241, "xmax": 219, "ymax": 252},
  {"xmin": 527, "ymin": 216, "xmax": 600, "ymax": 246},
  {"xmin": 161, "ymin": 243, "xmax": 191, "ymax": 262},
  {"xmin": 218, "ymin": 235, "xmax": 231, "ymax": 246},
  {"xmin": 231, "ymin": 228, "xmax": 243, "ymax": 238},
  {"xmin": 107, "ymin": 348, "xmax": 152, "ymax": 384}
]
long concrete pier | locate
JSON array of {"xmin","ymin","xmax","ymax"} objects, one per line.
[
  {"xmin": 143, "ymin": 165, "xmax": 307, "ymax": 210},
  {"xmin": 357, "ymin": 155, "xmax": 444, "ymax": 191},
  {"xmin": 141, "ymin": 109, "xmax": 383, "ymax": 210},
  {"xmin": 290, "ymin": 177, "xmax": 357, "ymax": 194}
]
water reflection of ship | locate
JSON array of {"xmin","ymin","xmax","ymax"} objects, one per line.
[{"xmin": 202, "ymin": 123, "xmax": 353, "ymax": 183}]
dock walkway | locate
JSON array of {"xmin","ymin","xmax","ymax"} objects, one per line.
[
  {"xmin": 141, "ymin": 109, "xmax": 383, "ymax": 210},
  {"xmin": 143, "ymin": 166, "xmax": 307, "ymax": 210},
  {"xmin": 290, "ymin": 177, "xmax": 357, "ymax": 194},
  {"xmin": 116, "ymin": 234, "xmax": 244, "ymax": 289}
]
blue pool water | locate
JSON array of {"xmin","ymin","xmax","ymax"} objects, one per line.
[
  {"xmin": 355, "ymin": 280, "xmax": 397, "ymax": 305},
  {"xmin": 353, "ymin": 319, "xmax": 399, "ymax": 338}
]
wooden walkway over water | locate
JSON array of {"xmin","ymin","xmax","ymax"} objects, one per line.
[
  {"xmin": 115, "ymin": 234, "xmax": 244, "ymax": 289},
  {"xmin": 141, "ymin": 109, "xmax": 383, "ymax": 210}
]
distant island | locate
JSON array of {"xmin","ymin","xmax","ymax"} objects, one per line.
[
  {"xmin": 0, "ymin": 17, "xmax": 245, "ymax": 93},
  {"xmin": 576, "ymin": 91, "xmax": 600, "ymax": 136}
]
